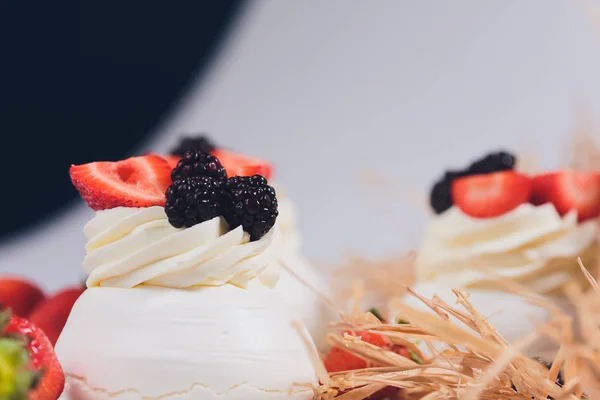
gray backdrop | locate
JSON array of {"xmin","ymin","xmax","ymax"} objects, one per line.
[{"xmin": 2, "ymin": 0, "xmax": 600, "ymax": 290}]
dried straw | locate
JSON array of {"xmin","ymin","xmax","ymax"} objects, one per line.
[{"xmin": 301, "ymin": 262, "xmax": 599, "ymax": 399}]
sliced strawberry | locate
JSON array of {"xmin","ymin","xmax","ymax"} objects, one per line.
[
  {"xmin": 451, "ymin": 171, "xmax": 532, "ymax": 218},
  {"xmin": 211, "ymin": 149, "xmax": 273, "ymax": 180},
  {"xmin": 531, "ymin": 170, "xmax": 600, "ymax": 222},
  {"xmin": 28, "ymin": 286, "xmax": 85, "ymax": 346},
  {"xmin": 70, "ymin": 155, "xmax": 172, "ymax": 210},
  {"xmin": 5, "ymin": 312, "xmax": 64, "ymax": 400},
  {"xmin": 0, "ymin": 276, "xmax": 45, "ymax": 317}
]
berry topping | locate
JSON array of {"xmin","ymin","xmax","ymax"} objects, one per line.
[
  {"xmin": 531, "ymin": 170, "xmax": 600, "ymax": 222},
  {"xmin": 222, "ymin": 175, "xmax": 278, "ymax": 241},
  {"xmin": 467, "ymin": 151, "xmax": 516, "ymax": 174},
  {"xmin": 212, "ymin": 149, "xmax": 273, "ymax": 180},
  {"xmin": 451, "ymin": 171, "xmax": 532, "ymax": 218},
  {"xmin": 28, "ymin": 286, "xmax": 85, "ymax": 346},
  {"xmin": 430, "ymin": 150, "xmax": 516, "ymax": 214},
  {"xmin": 430, "ymin": 170, "xmax": 469, "ymax": 214},
  {"xmin": 171, "ymin": 150, "xmax": 227, "ymax": 182},
  {"xmin": 2, "ymin": 309, "xmax": 65, "ymax": 400},
  {"xmin": 165, "ymin": 177, "xmax": 223, "ymax": 228},
  {"xmin": 70, "ymin": 155, "xmax": 172, "ymax": 210},
  {"xmin": 0, "ymin": 276, "xmax": 45, "ymax": 317},
  {"xmin": 170, "ymin": 135, "xmax": 215, "ymax": 156}
]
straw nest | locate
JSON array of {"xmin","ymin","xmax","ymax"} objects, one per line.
[{"xmin": 295, "ymin": 255, "xmax": 599, "ymax": 400}]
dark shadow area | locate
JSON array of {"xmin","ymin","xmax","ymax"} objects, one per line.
[{"xmin": 0, "ymin": 1, "xmax": 244, "ymax": 239}]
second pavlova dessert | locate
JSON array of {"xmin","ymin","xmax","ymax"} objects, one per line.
[
  {"xmin": 412, "ymin": 151, "xmax": 599, "ymax": 347},
  {"xmin": 57, "ymin": 151, "xmax": 317, "ymax": 399}
]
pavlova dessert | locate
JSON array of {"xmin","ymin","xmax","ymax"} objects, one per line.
[
  {"xmin": 56, "ymin": 151, "xmax": 317, "ymax": 399},
  {"xmin": 411, "ymin": 151, "xmax": 599, "ymax": 347},
  {"xmin": 165, "ymin": 136, "xmax": 333, "ymax": 346}
]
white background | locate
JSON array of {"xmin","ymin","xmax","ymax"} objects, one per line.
[{"xmin": 2, "ymin": 0, "xmax": 600, "ymax": 290}]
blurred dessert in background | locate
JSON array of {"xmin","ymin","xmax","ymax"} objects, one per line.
[
  {"xmin": 166, "ymin": 135, "xmax": 334, "ymax": 346},
  {"xmin": 0, "ymin": 276, "xmax": 85, "ymax": 347},
  {"xmin": 57, "ymin": 151, "xmax": 317, "ymax": 399},
  {"xmin": 0, "ymin": 276, "xmax": 46, "ymax": 317},
  {"xmin": 411, "ymin": 150, "xmax": 599, "ymax": 348}
]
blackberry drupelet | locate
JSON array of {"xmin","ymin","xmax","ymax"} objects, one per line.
[
  {"xmin": 171, "ymin": 150, "xmax": 227, "ymax": 182},
  {"xmin": 165, "ymin": 177, "xmax": 222, "ymax": 228},
  {"xmin": 429, "ymin": 151, "xmax": 516, "ymax": 214},
  {"xmin": 170, "ymin": 135, "xmax": 215, "ymax": 156},
  {"xmin": 222, "ymin": 175, "xmax": 278, "ymax": 241}
]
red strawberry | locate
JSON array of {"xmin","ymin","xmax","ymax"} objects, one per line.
[
  {"xmin": 531, "ymin": 170, "xmax": 600, "ymax": 222},
  {"xmin": 211, "ymin": 149, "xmax": 273, "ymax": 180},
  {"xmin": 324, "ymin": 331, "xmax": 408, "ymax": 400},
  {"xmin": 4, "ymin": 311, "xmax": 65, "ymax": 400},
  {"xmin": 70, "ymin": 155, "xmax": 172, "ymax": 210},
  {"xmin": 28, "ymin": 286, "xmax": 85, "ymax": 346},
  {"xmin": 323, "ymin": 331, "xmax": 391, "ymax": 372},
  {"xmin": 324, "ymin": 346, "xmax": 369, "ymax": 372},
  {"xmin": 451, "ymin": 171, "xmax": 532, "ymax": 218},
  {"xmin": 353, "ymin": 331, "xmax": 389, "ymax": 347},
  {"xmin": 0, "ymin": 276, "xmax": 45, "ymax": 317}
]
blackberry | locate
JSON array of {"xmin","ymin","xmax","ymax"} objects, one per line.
[
  {"xmin": 468, "ymin": 151, "xmax": 516, "ymax": 174},
  {"xmin": 165, "ymin": 177, "xmax": 222, "ymax": 228},
  {"xmin": 430, "ymin": 170, "xmax": 467, "ymax": 214},
  {"xmin": 170, "ymin": 135, "xmax": 215, "ymax": 156},
  {"xmin": 429, "ymin": 151, "xmax": 516, "ymax": 214},
  {"xmin": 171, "ymin": 150, "xmax": 227, "ymax": 182},
  {"xmin": 222, "ymin": 175, "xmax": 278, "ymax": 241}
]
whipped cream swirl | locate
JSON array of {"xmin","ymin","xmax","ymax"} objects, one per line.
[
  {"xmin": 416, "ymin": 203, "xmax": 597, "ymax": 293},
  {"xmin": 83, "ymin": 207, "xmax": 281, "ymax": 288}
]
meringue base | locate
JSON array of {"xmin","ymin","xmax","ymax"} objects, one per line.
[
  {"xmin": 274, "ymin": 253, "xmax": 336, "ymax": 350},
  {"xmin": 56, "ymin": 284, "xmax": 317, "ymax": 399}
]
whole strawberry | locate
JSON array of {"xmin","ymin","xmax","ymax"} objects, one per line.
[
  {"xmin": 29, "ymin": 286, "xmax": 85, "ymax": 346},
  {"xmin": 0, "ymin": 309, "xmax": 64, "ymax": 400},
  {"xmin": 0, "ymin": 276, "xmax": 45, "ymax": 317}
]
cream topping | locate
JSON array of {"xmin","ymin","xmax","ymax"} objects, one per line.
[
  {"xmin": 416, "ymin": 203, "xmax": 597, "ymax": 293},
  {"xmin": 84, "ymin": 207, "xmax": 281, "ymax": 288}
]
